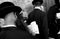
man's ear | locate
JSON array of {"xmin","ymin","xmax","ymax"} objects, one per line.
[
  {"xmin": 15, "ymin": 13, "xmax": 17, "ymax": 19},
  {"xmin": 0, "ymin": 18, "xmax": 4, "ymax": 22},
  {"xmin": 0, "ymin": 18, "xmax": 5, "ymax": 26}
]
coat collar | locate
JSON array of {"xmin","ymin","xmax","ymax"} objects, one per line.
[{"xmin": 1, "ymin": 25, "xmax": 16, "ymax": 28}]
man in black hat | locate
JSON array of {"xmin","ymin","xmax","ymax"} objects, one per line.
[
  {"xmin": 26, "ymin": 0, "xmax": 48, "ymax": 39},
  {"xmin": 0, "ymin": 2, "xmax": 32, "ymax": 39},
  {"xmin": 47, "ymin": 0, "xmax": 60, "ymax": 39}
]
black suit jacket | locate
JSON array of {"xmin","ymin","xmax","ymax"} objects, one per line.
[
  {"xmin": 27, "ymin": 9, "xmax": 48, "ymax": 39},
  {"xmin": 0, "ymin": 27, "xmax": 32, "ymax": 39}
]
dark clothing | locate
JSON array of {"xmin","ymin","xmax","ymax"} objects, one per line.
[
  {"xmin": 27, "ymin": 9, "xmax": 48, "ymax": 39},
  {"xmin": 47, "ymin": 5, "xmax": 60, "ymax": 38},
  {"xmin": 0, "ymin": 27, "xmax": 32, "ymax": 39}
]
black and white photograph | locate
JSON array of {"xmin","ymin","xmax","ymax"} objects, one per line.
[{"xmin": 0, "ymin": 0, "xmax": 60, "ymax": 39}]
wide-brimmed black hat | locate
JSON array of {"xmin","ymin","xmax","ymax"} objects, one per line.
[
  {"xmin": 32, "ymin": 0, "xmax": 43, "ymax": 5},
  {"xmin": 0, "ymin": 2, "xmax": 22, "ymax": 18}
]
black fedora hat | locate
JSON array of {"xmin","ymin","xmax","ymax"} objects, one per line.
[
  {"xmin": 32, "ymin": 0, "xmax": 43, "ymax": 5},
  {"xmin": 0, "ymin": 2, "xmax": 22, "ymax": 18}
]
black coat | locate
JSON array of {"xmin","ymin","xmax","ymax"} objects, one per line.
[
  {"xmin": 0, "ymin": 27, "xmax": 32, "ymax": 39},
  {"xmin": 27, "ymin": 9, "xmax": 48, "ymax": 39},
  {"xmin": 47, "ymin": 5, "xmax": 60, "ymax": 38}
]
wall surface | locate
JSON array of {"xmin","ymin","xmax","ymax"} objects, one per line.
[
  {"xmin": 0, "ymin": 0, "xmax": 60, "ymax": 11},
  {"xmin": 43, "ymin": 0, "xmax": 55, "ymax": 11}
]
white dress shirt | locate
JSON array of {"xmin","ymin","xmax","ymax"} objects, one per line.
[{"xmin": 56, "ymin": 13, "xmax": 60, "ymax": 19}]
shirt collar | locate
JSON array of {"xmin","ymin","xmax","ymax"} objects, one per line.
[
  {"xmin": 35, "ymin": 6, "xmax": 41, "ymax": 10},
  {"xmin": 34, "ymin": 6, "xmax": 44, "ymax": 12},
  {"xmin": 1, "ymin": 25, "xmax": 16, "ymax": 28}
]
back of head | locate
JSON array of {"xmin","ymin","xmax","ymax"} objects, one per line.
[
  {"xmin": 32, "ymin": 0, "xmax": 43, "ymax": 5},
  {"xmin": 0, "ymin": 2, "xmax": 22, "ymax": 19},
  {"xmin": 0, "ymin": 2, "xmax": 14, "ymax": 19},
  {"xmin": 0, "ymin": 2, "xmax": 22, "ymax": 27}
]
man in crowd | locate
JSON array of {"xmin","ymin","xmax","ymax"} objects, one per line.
[
  {"xmin": 0, "ymin": 2, "xmax": 32, "ymax": 39},
  {"xmin": 26, "ymin": 0, "xmax": 48, "ymax": 39},
  {"xmin": 47, "ymin": 0, "xmax": 60, "ymax": 39}
]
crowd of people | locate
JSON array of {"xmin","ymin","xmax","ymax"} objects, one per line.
[{"xmin": 0, "ymin": 0, "xmax": 60, "ymax": 39}]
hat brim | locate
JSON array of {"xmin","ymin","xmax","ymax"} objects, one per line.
[
  {"xmin": 32, "ymin": 0, "xmax": 43, "ymax": 5},
  {"xmin": 0, "ymin": 6, "xmax": 22, "ymax": 14}
]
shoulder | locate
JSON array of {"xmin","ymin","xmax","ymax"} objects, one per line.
[
  {"xmin": 5, "ymin": 30, "xmax": 32, "ymax": 39},
  {"xmin": 48, "ymin": 5, "xmax": 57, "ymax": 11},
  {"xmin": 29, "ymin": 9, "xmax": 45, "ymax": 16}
]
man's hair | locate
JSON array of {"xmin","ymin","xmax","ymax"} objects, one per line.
[
  {"xmin": 32, "ymin": 0, "xmax": 43, "ymax": 5},
  {"xmin": 0, "ymin": 2, "xmax": 22, "ymax": 18}
]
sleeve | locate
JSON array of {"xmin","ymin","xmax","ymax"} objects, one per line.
[
  {"xmin": 26, "ymin": 12, "xmax": 34, "ymax": 25},
  {"xmin": 42, "ymin": 13, "xmax": 48, "ymax": 39},
  {"xmin": 47, "ymin": 7, "xmax": 58, "ymax": 38}
]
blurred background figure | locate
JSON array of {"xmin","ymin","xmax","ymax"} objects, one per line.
[
  {"xmin": 47, "ymin": 0, "xmax": 60, "ymax": 39},
  {"xmin": 25, "ymin": 0, "xmax": 48, "ymax": 39}
]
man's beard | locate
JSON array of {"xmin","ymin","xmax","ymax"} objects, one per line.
[{"xmin": 15, "ymin": 17, "xmax": 27, "ymax": 31}]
